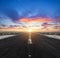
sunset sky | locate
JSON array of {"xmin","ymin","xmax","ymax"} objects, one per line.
[{"xmin": 0, "ymin": 0, "xmax": 60, "ymax": 32}]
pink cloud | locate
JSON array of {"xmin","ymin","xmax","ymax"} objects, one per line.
[{"xmin": 18, "ymin": 17, "xmax": 53, "ymax": 23}]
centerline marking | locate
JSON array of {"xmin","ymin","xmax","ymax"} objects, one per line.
[{"xmin": 28, "ymin": 32, "xmax": 32, "ymax": 44}]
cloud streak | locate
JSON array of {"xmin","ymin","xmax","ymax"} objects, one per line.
[{"xmin": 18, "ymin": 17, "xmax": 53, "ymax": 23}]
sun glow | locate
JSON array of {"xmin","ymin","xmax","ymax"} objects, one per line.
[{"xmin": 28, "ymin": 29, "xmax": 32, "ymax": 32}]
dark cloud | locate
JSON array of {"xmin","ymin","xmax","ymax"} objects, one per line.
[
  {"xmin": 41, "ymin": 23, "xmax": 54, "ymax": 29},
  {"xmin": 2, "ymin": 8, "xmax": 20, "ymax": 22}
]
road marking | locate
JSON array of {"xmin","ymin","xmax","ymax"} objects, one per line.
[
  {"xmin": 0, "ymin": 35, "xmax": 16, "ymax": 39},
  {"xmin": 28, "ymin": 32, "xmax": 32, "ymax": 44},
  {"xmin": 28, "ymin": 38, "xmax": 32, "ymax": 44},
  {"xmin": 28, "ymin": 54, "xmax": 31, "ymax": 57}
]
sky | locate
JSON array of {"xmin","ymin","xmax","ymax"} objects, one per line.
[{"xmin": 0, "ymin": 0, "xmax": 60, "ymax": 32}]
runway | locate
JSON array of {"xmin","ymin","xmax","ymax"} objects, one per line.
[{"xmin": 0, "ymin": 32, "xmax": 60, "ymax": 58}]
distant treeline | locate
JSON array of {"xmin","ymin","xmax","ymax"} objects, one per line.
[{"xmin": 0, "ymin": 32, "xmax": 60, "ymax": 35}]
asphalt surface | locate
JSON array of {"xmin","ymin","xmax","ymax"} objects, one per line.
[{"xmin": 0, "ymin": 32, "xmax": 60, "ymax": 58}]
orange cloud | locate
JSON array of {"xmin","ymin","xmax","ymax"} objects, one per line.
[{"xmin": 18, "ymin": 18, "xmax": 53, "ymax": 23}]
